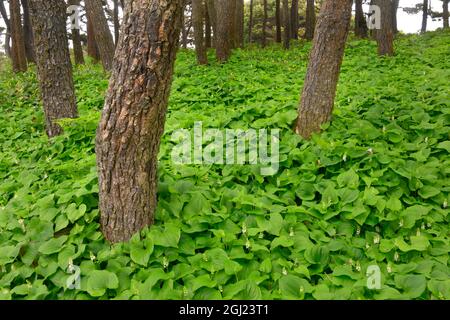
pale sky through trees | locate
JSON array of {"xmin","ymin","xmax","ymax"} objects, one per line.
[{"xmin": 0, "ymin": 0, "xmax": 446, "ymax": 52}]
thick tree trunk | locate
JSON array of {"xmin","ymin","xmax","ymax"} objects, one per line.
[
  {"xmin": 421, "ymin": 0, "xmax": 428, "ymax": 33},
  {"xmin": 113, "ymin": 0, "xmax": 120, "ymax": 45},
  {"xmin": 305, "ymin": 0, "xmax": 316, "ymax": 40},
  {"xmin": 354, "ymin": 0, "xmax": 368, "ymax": 38},
  {"xmin": 375, "ymin": 0, "xmax": 394, "ymax": 56},
  {"xmin": 96, "ymin": 0, "xmax": 183, "ymax": 243},
  {"xmin": 10, "ymin": 0, "xmax": 27, "ymax": 72},
  {"xmin": 87, "ymin": 15, "xmax": 100, "ymax": 62},
  {"xmin": 29, "ymin": 0, "xmax": 78, "ymax": 137},
  {"xmin": 229, "ymin": 0, "xmax": 237, "ymax": 49},
  {"xmin": 206, "ymin": 0, "xmax": 217, "ymax": 46},
  {"xmin": 85, "ymin": 0, "xmax": 115, "ymax": 71},
  {"xmin": 283, "ymin": 0, "xmax": 290, "ymax": 49},
  {"xmin": 275, "ymin": 0, "xmax": 281, "ymax": 43},
  {"xmin": 215, "ymin": 0, "xmax": 233, "ymax": 62},
  {"xmin": 21, "ymin": 0, "xmax": 35, "ymax": 63},
  {"xmin": 248, "ymin": 0, "xmax": 253, "ymax": 42},
  {"xmin": 205, "ymin": 1, "xmax": 212, "ymax": 48},
  {"xmin": 290, "ymin": 0, "xmax": 299, "ymax": 39},
  {"xmin": 235, "ymin": 0, "xmax": 244, "ymax": 48},
  {"xmin": 69, "ymin": 0, "xmax": 85, "ymax": 65},
  {"xmin": 295, "ymin": 0, "xmax": 352, "ymax": 139},
  {"xmin": 192, "ymin": 0, "xmax": 207, "ymax": 64},
  {"xmin": 262, "ymin": 0, "xmax": 268, "ymax": 47},
  {"xmin": 392, "ymin": 0, "xmax": 399, "ymax": 34},
  {"xmin": 444, "ymin": 0, "xmax": 449, "ymax": 29},
  {"xmin": 0, "ymin": 0, "xmax": 11, "ymax": 57}
]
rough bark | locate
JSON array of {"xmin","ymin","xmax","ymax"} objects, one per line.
[
  {"xmin": 295, "ymin": 0, "xmax": 352, "ymax": 139},
  {"xmin": 444, "ymin": 0, "xmax": 449, "ymax": 29},
  {"xmin": 29, "ymin": 0, "xmax": 78, "ymax": 137},
  {"xmin": 10, "ymin": 0, "xmax": 27, "ymax": 72},
  {"xmin": 215, "ymin": 0, "xmax": 233, "ymax": 62},
  {"xmin": 354, "ymin": 0, "xmax": 368, "ymax": 38},
  {"xmin": 392, "ymin": 0, "xmax": 399, "ymax": 34},
  {"xmin": 21, "ymin": 0, "xmax": 35, "ymax": 63},
  {"xmin": 68, "ymin": 0, "xmax": 85, "ymax": 65},
  {"xmin": 0, "ymin": 0, "xmax": 11, "ymax": 57},
  {"xmin": 192, "ymin": 0, "xmax": 207, "ymax": 64},
  {"xmin": 85, "ymin": 0, "xmax": 115, "ymax": 71},
  {"xmin": 375, "ymin": 0, "xmax": 394, "ymax": 56},
  {"xmin": 275, "ymin": 0, "xmax": 281, "ymax": 43},
  {"xmin": 206, "ymin": 0, "xmax": 217, "ymax": 46},
  {"xmin": 248, "ymin": 0, "xmax": 253, "ymax": 42},
  {"xmin": 305, "ymin": 0, "xmax": 316, "ymax": 40},
  {"xmin": 113, "ymin": 0, "xmax": 120, "ymax": 45},
  {"xmin": 205, "ymin": 1, "xmax": 212, "ymax": 48},
  {"xmin": 290, "ymin": 0, "xmax": 299, "ymax": 39},
  {"xmin": 235, "ymin": 0, "xmax": 244, "ymax": 48},
  {"xmin": 283, "ymin": 0, "xmax": 290, "ymax": 49},
  {"xmin": 421, "ymin": 0, "xmax": 428, "ymax": 33},
  {"xmin": 96, "ymin": 0, "xmax": 183, "ymax": 243},
  {"xmin": 262, "ymin": 0, "xmax": 268, "ymax": 47},
  {"xmin": 87, "ymin": 15, "xmax": 100, "ymax": 62}
]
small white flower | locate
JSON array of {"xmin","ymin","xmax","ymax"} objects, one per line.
[
  {"xmin": 382, "ymin": 126, "xmax": 386, "ymax": 133},
  {"xmin": 89, "ymin": 252, "xmax": 96, "ymax": 261},
  {"xmin": 282, "ymin": 268, "xmax": 288, "ymax": 276},
  {"xmin": 182, "ymin": 287, "xmax": 189, "ymax": 297},
  {"xmin": 365, "ymin": 243, "xmax": 370, "ymax": 249},
  {"xmin": 394, "ymin": 252, "xmax": 399, "ymax": 262},
  {"xmin": 427, "ymin": 223, "xmax": 432, "ymax": 228},
  {"xmin": 355, "ymin": 261, "xmax": 361, "ymax": 272},
  {"xmin": 203, "ymin": 254, "xmax": 208, "ymax": 262},
  {"xmin": 289, "ymin": 227, "xmax": 295, "ymax": 237},
  {"xmin": 245, "ymin": 239, "xmax": 251, "ymax": 249},
  {"xmin": 399, "ymin": 219, "xmax": 404, "ymax": 228},
  {"xmin": 163, "ymin": 256, "xmax": 169, "ymax": 269},
  {"xmin": 443, "ymin": 200, "xmax": 448, "ymax": 209},
  {"xmin": 241, "ymin": 222, "xmax": 247, "ymax": 235},
  {"xmin": 387, "ymin": 264, "xmax": 392, "ymax": 273},
  {"xmin": 424, "ymin": 137, "xmax": 429, "ymax": 144},
  {"xmin": 373, "ymin": 234, "xmax": 380, "ymax": 244},
  {"xmin": 317, "ymin": 159, "xmax": 321, "ymax": 166},
  {"xmin": 259, "ymin": 232, "xmax": 264, "ymax": 239},
  {"xmin": 367, "ymin": 148, "xmax": 374, "ymax": 155},
  {"xmin": 300, "ymin": 286, "xmax": 305, "ymax": 293},
  {"xmin": 421, "ymin": 223, "xmax": 426, "ymax": 230},
  {"xmin": 356, "ymin": 227, "xmax": 361, "ymax": 235},
  {"xmin": 342, "ymin": 153, "xmax": 347, "ymax": 162}
]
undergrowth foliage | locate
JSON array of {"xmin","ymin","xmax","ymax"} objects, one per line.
[{"xmin": 0, "ymin": 31, "xmax": 449, "ymax": 300}]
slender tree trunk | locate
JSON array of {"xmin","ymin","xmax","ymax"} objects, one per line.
[
  {"xmin": 192, "ymin": 0, "xmax": 207, "ymax": 64},
  {"xmin": 205, "ymin": 1, "xmax": 212, "ymax": 48},
  {"xmin": 275, "ymin": 0, "xmax": 282, "ymax": 43},
  {"xmin": 96, "ymin": 0, "xmax": 183, "ymax": 243},
  {"xmin": 283, "ymin": 0, "xmax": 290, "ymax": 49},
  {"xmin": 229, "ymin": 0, "xmax": 237, "ymax": 49},
  {"xmin": 354, "ymin": 0, "xmax": 368, "ymax": 38},
  {"xmin": 248, "ymin": 0, "xmax": 253, "ymax": 43},
  {"xmin": 392, "ymin": 0, "xmax": 399, "ymax": 34},
  {"xmin": 215, "ymin": 0, "xmax": 233, "ymax": 62},
  {"xmin": 290, "ymin": 0, "xmax": 299, "ymax": 39},
  {"xmin": 87, "ymin": 15, "xmax": 100, "ymax": 62},
  {"xmin": 262, "ymin": 0, "xmax": 268, "ymax": 47},
  {"xmin": 421, "ymin": 0, "xmax": 428, "ymax": 33},
  {"xmin": 375, "ymin": 0, "xmax": 394, "ymax": 56},
  {"xmin": 68, "ymin": 0, "xmax": 85, "ymax": 65},
  {"xmin": 444, "ymin": 0, "xmax": 449, "ymax": 29},
  {"xmin": 85, "ymin": 0, "xmax": 115, "ymax": 71},
  {"xmin": 113, "ymin": 0, "xmax": 120, "ymax": 45},
  {"xmin": 295, "ymin": 0, "xmax": 352, "ymax": 139},
  {"xmin": 305, "ymin": 0, "xmax": 316, "ymax": 40},
  {"xmin": 10, "ymin": 0, "xmax": 27, "ymax": 72},
  {"xmin": 29, "ymin": 0, "xmax": 78, "ymax": 137},
  {"xmin": 21, "ymin": 0, "xmax": 35, "ymax": 63},
  {"xmin": 236, "ymin": 0, "xmax": 244, "ymax": 48},
  {"xmin": 206, "ymin": 0, "xmax": 217, "ymax": 47},
  {"xmin": 0, "ymin": 0, "xmax": 11, "ymax": 57}
]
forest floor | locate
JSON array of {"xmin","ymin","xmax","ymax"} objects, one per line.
[{"xmin": 0, "ymin": 30, "xmax": 449, "ymax": 300}]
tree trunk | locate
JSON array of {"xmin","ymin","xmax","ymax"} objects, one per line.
[
  {"xmin": 290, "ymin": 0, "xmax": 299, "ymax": 39},
  {"xmin": 87, "ymin": 15, "xmax": 100, "ymax": 62},
  {"xmin": 275, "ymin": 0, "xmax": 282, "ymax": 43},
  {"xmin": 96, "ymin": 0, "xmax": 183, "ymax": 243},
  {"xmin": 354, "ymin": 0, "xmax": 368, "ymax": 38},
  {"xmin": 392, "ymin": 0, "xmax": 399, "ymax": 34},
  {"xmin": 113, "ymin": 0, "xmax": 120, "ymax": 45},
  {"xmin": 85, "ymin": 0, "xmax": 115, "ymax": 71},
  {"xmin": 192, "ymin": 0, "xmax": 207, "ymax": 64},
  {"xmin": 205, "ymin": 1, "xmax": 212, "ymax": 48},
  {"xmin": 0, "ymin": 0, "xmax": 11, "ymax": 57},
  {"xmin": 248, "ymin": 0, "xmax": 253, "ymax": 43},
  {"xmin": 421, "ymin": 0, "xmax": 428, "ymax": 33},
  {"xmin": 206, "ymin": 0, "xmax": 217, "ymax": 47},
  {"xmin": 229, "ymin": 0, "xmax": 237, "ymax": 49},
  {"xmin": 235, "ymin": 0, "xmax": 244, "ymax": 48},
  {"xmin": 69, "ymin": 0, "xmax": 85, "ymax": 65},
  {"xmin": 215, "ymin": 0, "xmax": 233, "ymax": 62},
  {"xmin": 305, "ymin": 0, "xmax": 316, "ymax": 40},
  {"xmin": 10, "ymin": 0, "xmax": 27, "ymax": 72},
  {"xmin": 262, "ymin": 0, "xmax": 268, "ymax": 47},
  {"xmin": 444, "ymin": 0, "xmax": 449, "ymax": 29},
  {"xmin": 29, "ymin": 0, "xmax": 78, "ymax": 137},
  {"xmin": 295, "ymin": 0, "xmax": 352, "ymax": 139},
  {"xmin": 21, "ymin": 0, "xmax": 35, "ymax": 63},
  {"xmin": 283, "ymin": 0, "xmax": 290, "ymax": 49},
  {"xmin": 375, "ymin": 0, "xmax": 394, "ymax": 56}
]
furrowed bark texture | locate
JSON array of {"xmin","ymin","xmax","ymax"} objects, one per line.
[
  {"xmin": 295, "ymin": 0, "xmax": 352, "ymax": 139},
  {"xmin": 305, "ymin": 0, "xmax": 316, "ymax": 40},
  {"xmin": 283, "ymin": 0, "xmax": 290, "ymax": 49},
  {"xmin": 69, "ymin": 0, "xmax": 85, "ymax": 65},
  {"xmin": 87, "ymin": 15, "xmax": 100, "ymax": 62},
  {"xmin": 29, "ymin": 0, "xmax": 78, "ymax": 137},
  {"xmin": 96, "ymin": 0, "xmax": 183, "ymax": 243},
  {"xmin": 354, "ymin": 0, "xmax": 368, "ymax": 38},
  {"xmin": 10, "ymin": 0, "xmax": 27, "ymax": 72},
  {"xmin": 21, "ymin": 0, "xmax": 36, "ymax": 63},
  {"xmin": 192, "ymin": 0, "xmax": 207, "ymax": 64},
  {"xmin": 375, "ymin": 0, "xmax": 394, "ymax": 56},
  {"xmin": 215, "ymin": 0, "xmax": 233, "ymax": 62},
  {"xmin": 85, "ymin": 0, "xmax": 115, "ymax": 71}
]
